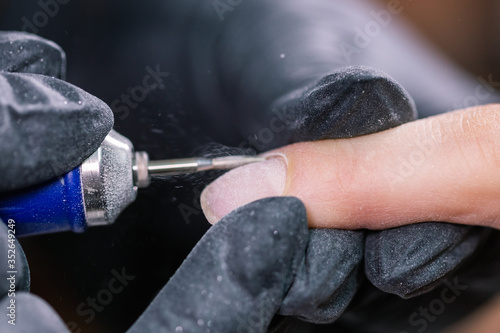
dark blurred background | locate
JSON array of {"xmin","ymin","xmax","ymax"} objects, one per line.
[{"xmin": 0, "ymin": 1, "xmax": 499, "ymax": 332}]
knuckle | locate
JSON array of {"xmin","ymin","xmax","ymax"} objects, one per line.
[{"xmin": 448, "ymin": 106, "xmax": 500, "ymax": 170}]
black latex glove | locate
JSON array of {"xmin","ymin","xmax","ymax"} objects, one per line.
[
  {"xmin": 0, "ymin": 31, "xmax": 112, "ymax": 331},
  {"xmin": 0, "ymin": 31, "xmax": 113, "ymax": 191},
  {"xmin": 129, "ymin": 197, "xmax": 309, "ymax": 332}
]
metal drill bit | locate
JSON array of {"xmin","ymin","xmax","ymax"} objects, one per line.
[
  {"xmin": 133, "ymin": 153, "xmax": 267, "ymax": 188},
  {"xmin": 148, "ymin": 155, "xmax": 266, "ymax": 177}
]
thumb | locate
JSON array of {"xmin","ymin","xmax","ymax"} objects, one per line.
[
  {"xmin": 201, "ymin": 105, "xmax": 500, "ymax": 229},
  {"xmin": 128, "ymin": 197, "xmax": 308, "ymax": 333}
]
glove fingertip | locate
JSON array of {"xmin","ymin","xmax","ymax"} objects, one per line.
[
  {"xmin": 296, "ymin": 66, "xmax": 418, "ymax": 140},
  {"xmin": 0, "ymin": 31, "xmax": 66, "ymax": 79},
  {"xmin": 0, "ymin": 72, "xmax": 113, "ymax": 190},
  {"xmin": 266, "ymin": 66, "xmax": 418, "ymax": 149},
  {"xmin": 280, "ymin": 229, "xmax": 364, "ymax": 324},
  {"xmin": 365, "ymin": 223, "xmax": 490, "ymax": 298},
  {"xmin": 0, "ymin": 293, "xmax": 69, "ymax": 332},
  {"xmin": 129, "ymin": 197, "xmax": 309, "ymax": 333}
]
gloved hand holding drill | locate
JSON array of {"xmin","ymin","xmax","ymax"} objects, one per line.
[{"xmin": 0, "ymin": 31, "xmax": 112, "ymax": 331}]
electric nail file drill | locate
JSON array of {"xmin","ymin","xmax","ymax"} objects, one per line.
[{"xmin": 0, "ymin": 130, "xmax": 264, "ymax": 236}]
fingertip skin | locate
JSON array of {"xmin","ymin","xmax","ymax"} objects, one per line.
[{"xmin": 201, "ymin": 157, "xmax": 288, "ymax": 225}]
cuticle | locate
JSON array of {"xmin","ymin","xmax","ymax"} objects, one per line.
[
  {"xmin": 258, "ymin": 152, "xmax": 289, "ymax": 195},
  {"xmin": 259, "ymin": 152, "xmax": 288, "ymax": 166}
]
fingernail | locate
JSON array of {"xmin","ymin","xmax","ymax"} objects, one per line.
[{"xmin": 201, "ymin": 157, "xmax": 287, "ymax": 224}]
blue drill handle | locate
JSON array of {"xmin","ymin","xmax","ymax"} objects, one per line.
[{"xmin": 0, "ymin": 168, "xmax": 87, "ymax": 236}]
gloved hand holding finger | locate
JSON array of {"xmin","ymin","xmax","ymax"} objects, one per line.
[
  {"xmin": 128, "ymin": 63, "xmax": 418, "ymax": 329},
  {"xmin": 190, "ymin": 0, "xmax": 493, "ymax": 322},
  {"xmin": 194, "ymin": 60, "xmax": 489, "ymax": 330}
]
